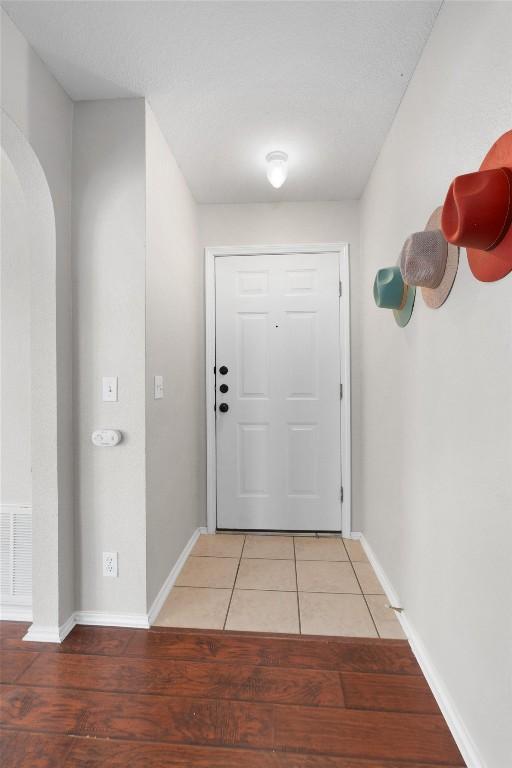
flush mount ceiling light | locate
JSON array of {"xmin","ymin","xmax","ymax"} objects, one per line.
[{"xmin": 266, "ymin": 150, "xmax": 288, "ymax": 189}]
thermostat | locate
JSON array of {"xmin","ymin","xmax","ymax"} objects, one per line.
[{"xmin": 91, "ymin": 429, "xmax": 122, "ymax": 447}]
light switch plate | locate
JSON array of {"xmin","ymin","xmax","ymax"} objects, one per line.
[
  {"xmin": 154, "ymin": 375, "xmax": 164, "ymax": 400},
  {"xmin": 102, "ymin": 376, "xmax": 118, "ymax": 402}
]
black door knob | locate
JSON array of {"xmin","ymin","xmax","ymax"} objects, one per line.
[
  {"xmin": 219, "ymin": 403, "xmax": 229, "ymax": 413},
  {"xmin": 219, "ymin": 365, "xmax": 228, "ymax": 375},
  {"xmin": 219, "ymin": 384, "xmax": 229, "ymax": 393}
]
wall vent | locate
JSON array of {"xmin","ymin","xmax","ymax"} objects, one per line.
[{"xmin": 0, "ymin": 505, "xmax": 32, "ymax": 605}]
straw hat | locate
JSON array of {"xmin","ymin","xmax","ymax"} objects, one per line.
[
  {"xmin": 441, "ymin": 130, "xmax": 512, "ymax": 283},
  {"xmin": 400, "ymin": 207, "xmax": 459, "ymax": 308},
  {"xmin": 373, "ymin": 265, "xmax": 415, "ymax": 327}
]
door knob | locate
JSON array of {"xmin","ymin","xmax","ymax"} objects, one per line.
[
  {"xmin": 219, "ymin": 384, "xmax": 229, "ymax": 393},
  {"xmin": 219, "ymin": 403, "xmax": 229, "ymax": 413},
  {"xmin": 219, "ymin": 365, "xmax": 228, "ymax": 375}
]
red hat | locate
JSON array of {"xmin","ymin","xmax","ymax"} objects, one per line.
[{"xmin": 441, "ymin": 130, "xmax": 512, "ymax": 282}]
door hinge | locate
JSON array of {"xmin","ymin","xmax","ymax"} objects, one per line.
[
  {"xmin": 340, "ymin": 383, "xmax": 343, "ymax": 399},
  {"xmin": 340, "ymin": 486, "xmax": 344, "ymax": 503},
  {"xmin": 339, "ymin": 280, "xmax": 342, "ymax": 297}
]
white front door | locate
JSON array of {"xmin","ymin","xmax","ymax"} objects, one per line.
[{"xmin": 215, "ymin": 252, "xmax": 341, "ymax": 531}]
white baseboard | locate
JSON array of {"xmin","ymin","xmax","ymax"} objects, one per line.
[
  {"xmin": 0, "ymin": 604, "xmax": 33, "ymax": 622},
  {"xmin": 358, "ymin": 534, "xmax": 401, "ymax": 607},
  {"xmin": 359, "ymin": 534, "xmax": 484, "ymax": 768},
  {"xmin": 147, "ymin": 526, "xmax": 206, "ymax": 625},
  {"xmin": 23, "ymin": 609, "xmax": 150, "ymax": 643},
  {"xmin": 346, "ymin": 530, "xmax": 362, "ymax": 540},
  {"xmin": 23, "ymin": 612, "xmax": 76, "ymax": 643},
  {"xmin": 75, "ymin": 611, "xmax": 150, "ymax": 629}
]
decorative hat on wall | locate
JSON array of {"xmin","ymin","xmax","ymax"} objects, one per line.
[
  {"xmin": 373, "ymin": 266, "xmax": 415, "ymax": 327},
  {"xmin": 441, "ymin": 129, "xmax": 512, "ymax": 282},
  {"xmin": 400, "ymin": 207, "xmax": 459, "ymax": 308}
]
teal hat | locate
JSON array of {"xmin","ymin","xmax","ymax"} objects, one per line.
[{"xmin": 373, "ymin": 266, "xmax": 415, "ymax": 327}]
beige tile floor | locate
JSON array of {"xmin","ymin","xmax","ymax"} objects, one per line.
[{"xmin": 155, "ymin": 533, "xmax": 405, "ymax": 638}]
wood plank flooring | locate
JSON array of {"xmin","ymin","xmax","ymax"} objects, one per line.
[{"xmin": 0, "ymin": 621, "xmax": 465, "ymax": 767}]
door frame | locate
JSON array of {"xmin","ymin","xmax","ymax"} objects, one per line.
[{"xmin": 205, "ymin": 243, "xmax": 351, "ymax": 536}]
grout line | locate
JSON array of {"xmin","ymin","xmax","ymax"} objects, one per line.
[
  {"xmin": 339, "ymin": 537, "xmax": 350, "ymax": 559},
  {"xmin": 183, "ymin": 555, "xmax": 240, "ymax": 560},
  {"xmin": 240, "ymin": 560, "xmax": 295, "ymax": 564},
  {"xmin": 172, "ymin": 585, "xmax": 238, "ymax": 591},
  {"xmin": 222, "ymin": 536, "xmax": 245, "ymax": 630},
  {"xmin": 173, "ymin": 587, "xmax": 375, "ymax": 595},
  {"xmin": 192, "ymin": 556, "xmax": 367, "ymax": 563},
  {"xmin": 295, "ymin": 558, "xmax": 353, "ymax": 564},
  {"xmin": 173, "ymin": 585, "xmax": 384, "ymax": 596},
  {"xmin": 292, "ymin": 537, "xmax": 302, "ymax": 635},
  {"xmin": 297, "ymin": 589, "xmax": 376, "ymax": 596}
]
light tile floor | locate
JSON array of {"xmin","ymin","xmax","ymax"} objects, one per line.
[{"xmin": 155, "ymin": 533, "xmax": 405, "ymax": 638}]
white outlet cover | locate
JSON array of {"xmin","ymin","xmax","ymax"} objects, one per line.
[
  {"xmin": 102, "ymin": 376, "xmax": 118, "ymax": 402},
  {"xmin": 103, "ymin": 551, "xmax": 118, "ymax": 577}
]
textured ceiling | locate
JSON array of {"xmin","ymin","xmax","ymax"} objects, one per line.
[{"xmin": 2, "ymin": 1, "xmax": 441, "ymax": 202}]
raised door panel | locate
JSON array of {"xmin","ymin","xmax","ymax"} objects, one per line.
[
  {"xmin": 238, "ymin": 424, "xmax": 270, "ymax": 497},
  {"xmin": 284, "ymin": 311, "xmax": 318, "ymax": 400},
  {"xmin": 287, "ymin": 424, "xmax": 319, "ymax": 497},
  {"xmin": 237, "ymin": 314, "xmax": 270, "ymax": 399}
]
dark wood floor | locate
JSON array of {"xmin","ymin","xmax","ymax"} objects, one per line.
[{"xmin": 0, "ymin": 621, "xmax": 465, "ymax": 767}]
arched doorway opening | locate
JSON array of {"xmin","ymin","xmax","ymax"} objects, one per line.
[
  {"xmin": 1, "ymin": 110, "xmax": 63, "ymax": 640},
  {"xmin": 1, "ymin": 149, "xmax": 32, "ymax": 617}
]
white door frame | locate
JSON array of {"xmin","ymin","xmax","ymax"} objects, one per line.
[{"xmin": 205, "ymin": 243, "xmax": 351, "ymax": 536}]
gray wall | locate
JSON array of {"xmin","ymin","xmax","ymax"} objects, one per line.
[
  {"xmin": 1, "ymin": 10, "xmax": 74, "ymax": 627},
  {"xmin": 72, "ymin": 100, "xmax": 204, "ymax": 616},
  {"xmin": 1, "ymin": 151, "xmax": 31, "ymax": 506},
  {"xmin": 358, "ymin": 3, "xmax": 512, "ymax": 765},
  {"xmin": 72, "ymin": 99, "xmax": 147, "ymax": 616},
  {"xmin": 198, "ymin": 200, "xmax": 362, "ymax": 529},
  {"xmin": 145, "ymin": 105, "xmax": 204, "ymax": 608}
]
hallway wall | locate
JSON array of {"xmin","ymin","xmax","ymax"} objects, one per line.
[
  {"xmin": 72, "ymin": 100, "xmax": 204, "ymax": 618},
  {"xmin": 198, "ymin": 200, "xmax": 362, "ymax": 531},
  {"xmin": 72, "ymin": 99, "xmax": 148, "ymax": 617},
  {"xmin": 145, "ymin": 105, "xmax": 204, "ymax": 609},
  {"xmin": 358, "ymin": 3, "xmax": 512, "ymax": 765}
]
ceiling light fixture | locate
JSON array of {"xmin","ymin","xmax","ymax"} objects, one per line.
[{"xmin": 266, "ymin": 150, "xmax": 288, "ymax": 189}]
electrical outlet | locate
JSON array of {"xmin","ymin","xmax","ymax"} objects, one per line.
[{"xmin": 103, "ymin": 551, "xmax": 118, "ymax": 577}]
